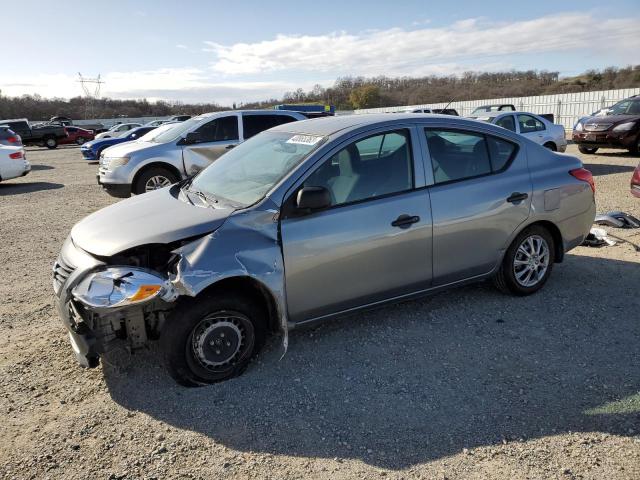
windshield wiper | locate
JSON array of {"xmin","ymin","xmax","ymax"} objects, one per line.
[{"xmin": 187, "ymin": 188, "xmax": 218, "ymax": 207}]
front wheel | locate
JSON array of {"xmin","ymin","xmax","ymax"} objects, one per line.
[
  {"xmin": 578, "ymin": 145, "xmax": 598, "ymax": 154},
  {"xmin": 133, "ymin": 166, "xmax": 179, "ymax": 195},
  {"xmin": 76, "ymin": 137, "xmax": 87, "ymax": 145},
  {"xmin": 494, "ymin": 225, "xmax": 555, "ymax": 296},
  {"xmin": 160, "ymin": 293, "xmax": 266, "ymax": 386},
  {"xmin": 543, "ymin": 142, "xmax": 557, "ymax": 151}
]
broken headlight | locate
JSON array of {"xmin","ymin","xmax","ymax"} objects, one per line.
[{"xmin": 72, "ymin": 267, "xmax": 177, "ymax": 309}]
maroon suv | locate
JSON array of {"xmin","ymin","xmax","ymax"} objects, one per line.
[{"xmin": 573, "ymin": 95, "xmax": 640, "ymax": 155}]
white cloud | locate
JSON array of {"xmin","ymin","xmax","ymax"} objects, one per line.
[
  {"xmin": 205, "ymin": 13, "xmax": 640, "ymax": 76},
  {"xmin": 175, "ymin": 44, "xmax": 188, "ymax": 49}
]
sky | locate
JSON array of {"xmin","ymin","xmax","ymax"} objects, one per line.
[{"xmin": 2, "ymin": 0, "xmax": 638, "ymax": 106}]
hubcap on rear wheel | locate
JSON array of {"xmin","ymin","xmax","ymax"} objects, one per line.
[
  {"xmin": 191, "ymin": 313, "xmax": 248, "ymax": 370},
  {"xmin": 46, "ymin": 139, "xmax": 55, "ymax": 147},
  {"xmin": 144, "ymin": 175, "xmax": 172, "ymax": 191},
  {"xmin": 513, "ymin": 235, "xmax": 550, "ymax": 287}
]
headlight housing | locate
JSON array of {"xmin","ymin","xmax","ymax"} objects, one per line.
[
  {"xmin": 574, "ymin": 121, "xmax": 583, "ymax": 132},
  {"xmin": 72, "ymin": 267, "xmax": 177, "ymax": 309},
  {"xmin": 107, "ymin": 156, "xmax": 130, "ymax": 169},
  {"xmin": 612, "ymin": 121, "xmax": 636, "ymax": 133}
]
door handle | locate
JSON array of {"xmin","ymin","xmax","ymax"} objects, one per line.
[
  {"xmin": 391, "ymin": 214, "xmax": 420, "ymax": 228},
  {"xmin": 225, "ymin": 145, "xmax": 236, "ymax": 150},
  {"xmin": 507, "ymin": 192, "xmax": 528, "ymax": 203}
]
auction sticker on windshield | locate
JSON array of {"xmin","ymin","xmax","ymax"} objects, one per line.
[{"xmin": 286, "ymin": 134, "xmax": 323, "ymax": 145}]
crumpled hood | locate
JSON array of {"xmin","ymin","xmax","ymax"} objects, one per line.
[
  {"xmin": 101, "ymin": 140, "xmax": 160, "ymax": 158},
  {"xmin": 72, "ymin": 186, "xmax": 234, "ymax": 257}
]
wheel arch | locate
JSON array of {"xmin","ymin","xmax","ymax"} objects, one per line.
[
  {"xmin": 188, "ymin": 276, "xmax": 280, "ymax": 333},
  {"xmin": 131, "ymin": 161, "xmax": 182, "ymax": 191}
]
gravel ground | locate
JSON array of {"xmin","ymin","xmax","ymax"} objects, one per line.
[{"xmin": 0, "ymin": 144, "xmax": 639, "ymax": 480}]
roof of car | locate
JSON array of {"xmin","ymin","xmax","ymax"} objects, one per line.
[
  {"xmin": 270, "ymin": 113, "xmax": 497, "ymax": 136},
  {"xmin": 469, "ymin": 111, "xmax": 543, "ymax": 119}
]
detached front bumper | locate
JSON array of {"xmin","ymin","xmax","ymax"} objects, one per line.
[{"xmin": 572, "ymin": 131, "xmax": 638, "ymax": 149}]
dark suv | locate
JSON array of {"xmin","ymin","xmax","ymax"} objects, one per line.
[{"xmin": 573, "ymin": 95, "xmax": 640, "ymax": 155}]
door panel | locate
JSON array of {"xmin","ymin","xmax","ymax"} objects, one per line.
[
  {"xmin": 281, "ymin": 127, "xmax": 432, "ymax": 323},
  {"xmin": 281, "ymin": 191, "xmax": 432, "ymax": 322},
  {"xmin": 182, "ymin": 115, "xmax": 240, "ymax": 176},
  {"xmin": 425, "ymin": 129, "xmax": 531, "ymax": 284}
]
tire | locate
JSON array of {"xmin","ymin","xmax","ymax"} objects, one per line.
[
  {"xmin": 76, "ymin": 137, "xmax": 87, "ymax": 145},
  {"xmin": 493, "ymin": 225, "xmax": 555, "ymax": 296},
  {"xmin": 133, "ymin": 166, "xmax": 178, "ymax": 195},
  {"xmin": 543, "ymin": 142, "xmax": 557, "ymax": 151},
  {"xmin": 44, "ymin": 137, "xmax": 58, "ymax": 149},
  {"xmin": 160, "ymin": 293, "xmax": 266, "ymax": 386},
  {"xmin": 578, "ymin": 145, "xmax": 598, "ymax": 154},
  {"xmin": 628, "ymin": 138, "xmax": 640, "ymax": 156}
]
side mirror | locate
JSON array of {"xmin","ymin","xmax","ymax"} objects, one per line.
[
  {"xmin": 296, "ymin": 186, "xmax": 331, "ymax": 211},
  {"xmin": 183, "ymin": 132, "xmax": 201, "ymax": 145}
]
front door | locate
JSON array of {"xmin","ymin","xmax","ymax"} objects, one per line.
[
  {"xmin": 424, "ymin": 127, "xmax": 531, "ymax": 285},
  {"xmin": 182, "ymin": 115, "xmax": 240, "ymax": 176},
  {"xmin": 280, "ymin": 128, "xmax": 433, "ymax": 323}
]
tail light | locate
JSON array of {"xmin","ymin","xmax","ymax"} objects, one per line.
[
  {"xmin": 9, "ymin": 151, "xmax": 23, "ymax": 160},
  {"xmin": 7, "ymin": 136, "xmax": 19, "ymax": 144},
  {"xmin": 570, "ymin": 168, "xmax": 595, "ymax": 193}
]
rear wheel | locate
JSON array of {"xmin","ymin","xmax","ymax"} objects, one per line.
[
  {"xmin": 578, "ymin": 145, "xmax": 598, "ymax": 154},
  {"xmin": 494, "ymin": 225, "xmax": 555, "ymax": 296},
  {"xmin": 160, "ymin": 293, "xmax": 266, "ymax": 386},
  {"xmin": 628, "ymin": 138, "xmax": 640, "ymax": 155},
  {"xmin": 76, "ymin": 137, "xmax": 87, "ymax": 145},
  {"xmin": 133, "ymin": 166, "xmax": 178, "ymax": 195},
  {"xmin": 543, "ymin": 142, "xmax": 557, "ymax": 151},
  {"xmin": 44, "ymin": 137, "xmax": 58, "ymax": 149}
]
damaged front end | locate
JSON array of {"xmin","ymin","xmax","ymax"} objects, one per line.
[
  {"xmin": 53, "ymin": 200, "xmax": 289, "ymax": 369},
  {"xmin": 54, "ymin": 239, "xmax": 183, "ymax": 368}
]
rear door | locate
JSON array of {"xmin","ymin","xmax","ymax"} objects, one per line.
[
  {"xmin": 517, "ymin": 114, "xmax": 546, "ymax": 145},
  {"xmin": 280, "ymin": 126, "xmax": 433, "ymax": 323},
  {"xmin": 423, "ymin": 126, "xmax": 531, "ymax": 285},
  {"xmin": 182, "ymin": 115, "xmax": 240, "ymax": 176}
]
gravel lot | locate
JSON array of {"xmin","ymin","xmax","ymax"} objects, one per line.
[{"xmin": 1, "ymin": 144, "xmax": 639, "ymax": 480}]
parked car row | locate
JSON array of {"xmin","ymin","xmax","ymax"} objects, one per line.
[{"xmin": 0, "ymin": 118, "xmax": 66, "ymax": 149}]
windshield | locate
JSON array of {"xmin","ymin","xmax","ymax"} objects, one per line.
[
  {"xmin": 607, "ymin": 99, "xmax": 640, "ymax": 115},
  {"xmin": 189, "ymin": 131, "xmax": 325, "ymax": 206},
  {"xmin": 138, "ymin": 123, "xmax": 175, "ymax": 142},
  {"xmin": 149, "ymin": 116, "xmax": 204, "ymax": 143}
]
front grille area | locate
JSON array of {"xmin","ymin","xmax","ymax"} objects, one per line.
[
  {"xmin": 584, "ymin": 123, "xmax": 612, "ymax": 132},
  {"xmin": 53, "ymin": 254, "xmax": 76, "ymax": 295}
]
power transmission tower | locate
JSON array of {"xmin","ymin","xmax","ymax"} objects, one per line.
[{"xmin": 77, "ymin": 73, "xmax": 104, "ymax": 119}]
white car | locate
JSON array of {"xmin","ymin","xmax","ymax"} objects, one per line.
[
  {"xmin": 95, "ymin": 123, "xmax": 142, "ymax": 140},
  {"xmin": 0, "ymin": 146, "xmax": 30, "ymax": 182},
  {"xmin": 469, "ymin": 111, "xmax": 567, "ymax": 152}
]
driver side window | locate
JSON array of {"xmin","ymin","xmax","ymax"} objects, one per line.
[{"xmin": 303, "ymin": 129, "xmax": 413, "ymax": 206}]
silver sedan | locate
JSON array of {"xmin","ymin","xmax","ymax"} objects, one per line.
[
  {"xmin": 469, "ymin": 111, "xmax": 567, "ymax": 152},
  {"xmin": 54, "ymin": 114, "xmax": 595, "ymax": 385}
]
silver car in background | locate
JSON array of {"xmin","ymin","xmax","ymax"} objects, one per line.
[
  {"xmin": 469, "ymin": 111, "xmax": 567, "ymax": 152},
  {"xmin": 54, "ymin": 114, "xmax": 595, "ymax": 386},
  {"xmin": 98, "ymin": 110, "xmax": 306, "ymax": 197}
]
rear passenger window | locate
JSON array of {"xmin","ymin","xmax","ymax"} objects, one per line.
[
  {"xmin": 425, "ymin": 129, "xmax": 517, "ymax": 184},
  {"xmin": 487, "ymin": 137, "xmax": 517, "ymax": 171},
  {"xmin": 518, "ymin": 114, "xmax": 545, "ymax": 133},
  {"xmin": 495, "ymin": 115, "xmax": 516, "ymax": 132},
  {"xmin": 304, "ymin": 129, "xmax": 413, "ymax": 206}
]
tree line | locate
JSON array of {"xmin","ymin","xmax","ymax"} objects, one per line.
[{"xmin": 0, "ymin": 65, "xmax": 638, "ymax": 120}]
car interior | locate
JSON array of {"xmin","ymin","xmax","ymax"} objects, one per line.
[{"xmin": 305, "ymin": 131, "xmax": 413, "ymax": 205}]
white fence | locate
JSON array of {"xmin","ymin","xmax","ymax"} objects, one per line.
[{"xmin": 355, "ymin": 88, "xmax": 640, "ymax": 130}]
